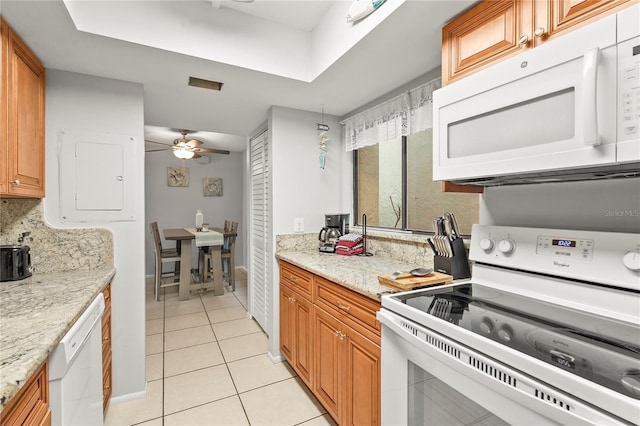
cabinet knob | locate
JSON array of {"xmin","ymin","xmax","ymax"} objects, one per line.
[
  {"xmin": 288, "ymin": 296, "xmax": 296, "ymax": 303},
  {"xmin": 534, "ymin": 27, "xmax": 546, "ymax": 38},
  {"xmin": 518, "ymin": 34, "xmax": 529, "ymax": 47},
  {"xmin": 9, "ymin": 179, "xmax": 20, "ymax": 185}
]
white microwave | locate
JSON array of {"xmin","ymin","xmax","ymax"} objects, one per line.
[{"xmin": 433, "ymin": 4, "xmax": 640, "ymax": 186}]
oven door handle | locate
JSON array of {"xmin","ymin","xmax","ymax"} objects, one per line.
[{"xmin": 582, "ymin": 47, "xmax": 600, "ymax": 147}]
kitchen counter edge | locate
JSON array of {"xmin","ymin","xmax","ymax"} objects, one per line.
[
  {"xmin": 276, "ymin": 250, "xmax": 426, "ymax": 301},
  {"xmin": 0, "ymin": 267, "xmax": 116, "ymax": 413}
]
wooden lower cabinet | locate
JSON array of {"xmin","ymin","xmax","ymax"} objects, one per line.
[
  {"xmin": 279, "ymin": 261, "xmax": 381, "ymax": 426},
  {"xmin": 102, "ymin": 283, "xmax": 112, "ymax": 417},
  {"xmin": 313, "ymin": 307, "xmax": 343, "ymax": 421},
  {"xmin": 344, "ymin": 325, "xmax": 380, "ymax": 426},
  {"xmin": 279, "ymin": 283, "xmax": 314, "ymax": 388},
  {"xmin": 314, "ymin": 307, "xmax": 380, "ymax": 426},
  {"xmin": 0, "ymin": 361, "xmax": 51, "ymax": 426}
]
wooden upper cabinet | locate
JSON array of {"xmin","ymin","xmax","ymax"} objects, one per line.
[
  {"xmin": 547, "ymin": 0, "xmax": 630, "ymax": 36},
  {"xmin": 442, "ymin": 0, "xmax": 631, "ymax": 86},
  {"xmin": 1, "ymin": 17, "xmax": 45, "ymax": 198},
  {"xmin": 442, "ymin": 0, "xmax": 531, "ymax": 86}
]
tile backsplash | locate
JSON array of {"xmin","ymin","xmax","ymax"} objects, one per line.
[{"xmin": 1, "ymin": 199, "xmax": 113, "ymax": 274}]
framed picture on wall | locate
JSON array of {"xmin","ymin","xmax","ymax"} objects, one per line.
[
  {"xmin": 203, "ymin": 177, "xmax": 223, "ymax": 196},
  {"xmin": 167, "ymin": 167, "xmax": 189, "ymax": 187}
]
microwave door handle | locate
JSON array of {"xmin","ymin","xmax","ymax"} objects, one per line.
[{"xmin": 582, "ymin": 47, "xmax": 600, "ymax": 147}]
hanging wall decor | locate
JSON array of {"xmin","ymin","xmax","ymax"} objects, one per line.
[
  {"xmin": 203, "ymin": 177, "xmax": 223, "ymax": 196},
  {"xmin": 167, "ymin": 167, "xmax": 189, "ymax": 187},
  {"xmin": 317, "ymin": 106, "xmax": 329, "ymax": 169}
]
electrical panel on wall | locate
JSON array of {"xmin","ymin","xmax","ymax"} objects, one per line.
[{"xmin": 59, "ymin": 131, "xmax": 137, "ymax": 222}]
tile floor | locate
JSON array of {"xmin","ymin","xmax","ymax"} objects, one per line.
[{"xmin": 105, "ymin": 271, "xmax": 337, "ymax": 426}]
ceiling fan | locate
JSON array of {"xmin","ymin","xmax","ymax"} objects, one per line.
[{"xmin": 145, "ymin": 129, "xmax": 230, "ymax": 159}]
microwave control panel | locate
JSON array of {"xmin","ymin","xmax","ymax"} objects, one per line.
[{"xmin": 619, "ymin": 37, "xmax": 639, "ymax": 139}]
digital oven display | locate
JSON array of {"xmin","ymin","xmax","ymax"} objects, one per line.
[{"xmin": 552, "ymin": 239, "xmax": 576, "ymax": 248}]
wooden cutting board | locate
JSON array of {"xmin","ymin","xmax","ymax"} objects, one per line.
[{"xmin": 378, "ymin": 271, "xmax": 453, "ymax": 291}]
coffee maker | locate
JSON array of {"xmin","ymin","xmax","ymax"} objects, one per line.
[{"xmin": 319, "ymin": 213, "xmax": 350, "ymax": 253}]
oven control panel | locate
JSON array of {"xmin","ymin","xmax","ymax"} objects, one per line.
[
  {"xmin": 470, "ymin": 225, "xmax": 640, "ymax": 290},
  {"xmin": 535, "ymin": 236, "xmax": 594, "ymax": 260}
]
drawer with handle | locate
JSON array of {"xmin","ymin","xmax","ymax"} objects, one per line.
[
  {"xmin": 280, "ymin": 262, "xmax": 313, "ymax": 300},
  {"xmin": 314, "ymin": 275, "xmax": 381, "ymax": 342}
]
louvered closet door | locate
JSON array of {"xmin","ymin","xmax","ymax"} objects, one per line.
[{"xmin": 250, "ymin": 132, "xmax": 270, "ymax": 332}]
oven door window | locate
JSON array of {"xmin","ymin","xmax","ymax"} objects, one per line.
[{"xmin": 408, "ymin": 361, "xmax": 510, "ymax": 426}]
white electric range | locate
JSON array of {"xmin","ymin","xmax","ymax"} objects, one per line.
[{"xmin": 378, "ymin": 225, "xmax": 640, "ymax": 425}]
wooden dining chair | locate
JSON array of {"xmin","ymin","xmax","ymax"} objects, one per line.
[
  {"xmin": 221, "ymin": 220, "xmax": 238, "ymax": 291},
  {"xmin": 150, "ymin": 222, "xmax": 181, "ymax": 301},
  {"xmin": 201, "ymin": 220, "xmax": 238, "ymax": 291}
]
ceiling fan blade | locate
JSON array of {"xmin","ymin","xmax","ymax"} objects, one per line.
[
  {"xmin": 185, "ymin": 139, "xmax": 203, "ymax": 148},
  {"xmin": 145, "ymin": 148, "xmax": 174, "ymax": 152},
  {"xmin": 192, "ymin": 152, "xmax": 202, "ymax": 159},
  {"xmin": 145, "ymin": 139, "xmax": 173, "ymax": 147},
  {"xmin": 195, "ymin": 147, "xmax": 231, "ymax": 155}
]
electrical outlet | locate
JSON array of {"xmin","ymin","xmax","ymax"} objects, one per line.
[{"xmin": 294, "ymin": 218, "xmax": 304, "ymax": 232}]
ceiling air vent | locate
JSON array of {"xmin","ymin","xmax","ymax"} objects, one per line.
[{"xmin": 188, "ymin": 77, "xmax": 223, "ymax": 91}]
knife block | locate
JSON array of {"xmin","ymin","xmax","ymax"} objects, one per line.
[{"xmin": 433, "ymin": 237, "xmax": 471, "ymax": 279}]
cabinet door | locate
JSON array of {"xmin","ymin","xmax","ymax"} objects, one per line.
[
  {"xmin": 279, "ymin": 284, "xmax": 296, "ymax": 362},
  {"xmin": 102, "ymin": 283, "xmax": 112, "ymax": 417},
  {"xmin": 293, "ymin": 294, "xmax": 314, "ymax": 389},
  {"xmin": 344, "ymin": 327, "xmax": 381, "ymax": 426},
  {"xmin": 313, "ymin": 308, "xmax": 343, "ymax": 423},
  {"xmin": 0, "ymin": 361, "xmax": 50, "ymax": 426},
  {"xmin": 442, "ymin": 0, "xmax": 531, "ymax": 85},
  {"xmin": 1, "ymin": 19, "xmax": 7, "ymax": 195},
  {"xmin": 6, "ymin": 25, "xmax": 45, "ymax": 198},
  {"xmin": 547, "ymin": 0, "xmax": 629, "ymax": 37}
]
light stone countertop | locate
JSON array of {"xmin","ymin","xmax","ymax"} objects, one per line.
[
  {"xmin": 276, "ymin": 250, "xmax": 434, "ymax": 301},
  {"xmin": 0, "ymin": 267, "xmax": 115, "ymax": 413}
]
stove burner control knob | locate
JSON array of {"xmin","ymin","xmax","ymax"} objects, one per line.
[
  {"xmin": 479, "ymin": 319, "xmax": 493, "ymax": 334},
  {"xmin": 497, "ymin": 326, "xmax": 514, "ymax": 342},
  {"xmin": 498, "ymin": 239, "xmax": 516, "ymax": 255},
  {"xmin": 480, "ymin": 238, "xmax": 495, "ymax": 252},
  {"xmin": 622, "ymin": 251, "xmax": 640, "ymax": 272}
]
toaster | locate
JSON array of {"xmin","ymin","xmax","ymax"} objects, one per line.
[{"xmin": 1, "ymin": 245, "xmax": 33, "ymax": 281}]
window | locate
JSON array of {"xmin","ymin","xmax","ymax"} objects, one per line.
[
  {"xmin": 355, "ymin": 129, "xmax": 479, "ymax": 235},
  {"xmin": 346, "ymin": 77, "xmax": 479, "ymax": 235}
]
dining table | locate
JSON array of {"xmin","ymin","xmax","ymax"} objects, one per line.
[{"xmin": 163, "ymin": 228, "xmax": 225, "ymax": 300}]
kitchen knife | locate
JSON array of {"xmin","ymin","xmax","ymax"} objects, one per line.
[
  {"xmin": 432, "ymin": 218, "xmax": 443, "ymax": 256},
  {"xmin": 447, "ymin": 212, "xmax": 461, "ymax": 238},
  {"xmin": 427, "ymin": 237, "xmax": 437, "ymax": 254},
  {"xmin": 443, "ymin": 217, "xmax": 454, "ymax": 241}
]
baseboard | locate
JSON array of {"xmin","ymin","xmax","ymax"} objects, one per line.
[
  {"xmin": 108, "ymin": 385, "xmax": 147, "ymax": 406},
  {"xmin": 267, "ymin": 351, "xmax": 285, "ymax": 364}
]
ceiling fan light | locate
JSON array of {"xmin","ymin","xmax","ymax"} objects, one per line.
[{"xmin": 174, "ymin": 149, "xmax": 195, "ymax": 159}]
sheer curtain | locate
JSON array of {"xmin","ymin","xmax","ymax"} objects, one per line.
[{"xmin": 342, "ymin": 77, "xmax": 441, "ymax": 151}]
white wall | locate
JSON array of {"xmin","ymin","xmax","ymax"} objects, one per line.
[
  {"xmin": 144, "ymin": 151, "xmax": 246, "ymax": 275},
  {"xmin": 267, "ymin": 106, "xmax": 353, "ymax": 358},
  {"xmin": 480, "ymin": 178, "xmax": 640, "ymax": 233},
  {"xmin": 44, "ymin": 70, "xmax": 146, "ymax": 400}
]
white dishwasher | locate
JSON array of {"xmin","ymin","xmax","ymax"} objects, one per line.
[{"xmin": 49, "ymin": 293, "xmax": 105, "ymax": 426}]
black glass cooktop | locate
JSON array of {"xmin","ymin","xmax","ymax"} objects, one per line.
[{"xmin": 392, "ymin": 283, "xmax": 640, "ymax": 400}]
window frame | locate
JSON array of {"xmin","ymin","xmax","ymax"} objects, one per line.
[{"xmin": 354, "ymin": 135, "xmax": 422, "ymax": 233}]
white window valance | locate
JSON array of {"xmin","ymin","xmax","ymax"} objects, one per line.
[{"xmin": 342, "ymin": 77, "xmax": 441, "ymax": 151}]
